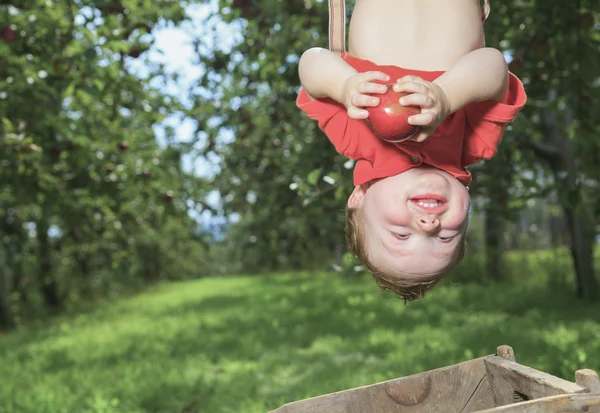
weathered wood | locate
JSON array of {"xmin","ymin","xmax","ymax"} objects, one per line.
[
  {"xmin": 484, "ymin": 355, "xmax": 587, "ymax": 407},
  {"xmin": 271, "ymin": 345, "xmax": 599, "ymax": 413},
  {"xmin": 496, "ymin": 345, "xmax": 516, "ymax": 362},
  {"xmin": 270, "ymin": 357, "xmax": 494, "ymax": 413},
  {"xmin": 576, "ymin": 369, "xmax": 600, "ymax": 393},
  {"xmin": 491, "ymin": 345, "xmax": 523, "ymax": 405},
  {"xmin": 461, "ymin": 376, "xmax": 496, "ymax": 413},
  {"xmin": 477, "ymin": 393, "xmax": 600, "ymax": 413},
  {"xmin": 487, "ymin": 358, "xmax": 519, "ymax": 405}
]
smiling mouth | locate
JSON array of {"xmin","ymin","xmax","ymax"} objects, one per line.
[{"xmin": 409, "ymin": 194, "xmax": 448, "ymax": 213}]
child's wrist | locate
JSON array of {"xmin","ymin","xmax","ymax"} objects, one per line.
[
  {"xmin": 337, "ymin": 72, "xmax": 357, "ymax": 106},
  {"xmin": 433, "ymin": 78, "xmax": 466, "ymax": 114}
]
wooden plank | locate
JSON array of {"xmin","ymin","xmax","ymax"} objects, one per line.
[
  {"xmin": 486, "ymin": 359, "xmax": 518, "ymax": 405},
  {"xmin": 488, "ymin": 345, "xmax": 522, "ymax": 406},
  {"xmin": 465, "ymin": 344, "xmax": 515, "ymax": 412},
  {"xmin": 461, "ymin": 376, "xmax": 496, "ymax": 413},
  {"xmin": 496, "ymin": 345, "xmax": 516, "ymax": 362},
  {"xmin": 576, "ymin": 369, "xmax": 600, "ymax": 393},
  {"xmin": 484, "ymin": 355, "xmax": 587, "ymax": 407},
  {"xmin": 477, "ymin": 393, "xmax": 600, "ymax": 413},
  {"xmin": 270, "ymin": 356, "xmax": 495, "ymax": 413}
]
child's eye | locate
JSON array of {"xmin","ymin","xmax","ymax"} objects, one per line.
[
  {"xmin": 438, "ymin": 236, "xmax": 455, "ymax": 242},
  {"xmin": 396, "ymin": 234, "xmax": 411, "ymax": 240}
]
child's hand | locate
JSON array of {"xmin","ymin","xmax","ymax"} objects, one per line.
[
  {"xmin": 392, "ymin": 75, "xmax": 451, "ymax": 143},
  {"xmin": 342, "ymin": 71, "xmax": 391, "ymax": 120}
]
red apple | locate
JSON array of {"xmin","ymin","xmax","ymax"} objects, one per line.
[
  {"xmin": 365, "ymin": 85, "xmax": 420, "ymax": 143},
  {"xmin": 0, "ymin": 27, "xmax": 17, "ymax": 44},
  {"xmin": 580, "ymin": 11, "xmax": 595, "ymax": 30},
  {"xmin": 581, "ymin": 94, "xmax": 594, "ymax": 106},
  {"xmin": 508, "ymin": 58, "xmax": 523, "ymax": 74},
  {"xmin": 52, "ymin": 59, "xmax": 73, "ymax": 74},
  {"xmin": 582, "ymin": 121, "xmax": 594, "ymax": 133},
  {"xmin": 532, "ymin": 41, "xmax": 550, "ymax": 55},
  {"xmin": 98, "ymin": 1, "xmax": 125, "ymax": 14},
  {"xmin": 128, "ymin": 47, "xmax": 144, "ymax": 58}
]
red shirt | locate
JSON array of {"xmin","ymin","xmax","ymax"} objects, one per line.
[{"xmin": 297, "ymin": 53, "xmax": 527, "ymax": 186}]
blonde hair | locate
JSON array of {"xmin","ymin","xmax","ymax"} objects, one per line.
[{"xmin": 344, "ymin": 205, "xmax": 466, "ymax": 303}]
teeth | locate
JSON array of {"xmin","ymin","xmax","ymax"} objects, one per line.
[{"xmin": 417, "ymin": 201, "xmax": 439, "ymax": 208}]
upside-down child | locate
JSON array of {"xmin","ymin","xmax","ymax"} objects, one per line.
[{"xmin": 297, "ymin": 0, "xmax": 527, "ymax": 301}]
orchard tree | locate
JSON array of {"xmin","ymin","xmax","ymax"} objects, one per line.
[
  {"xmin": 0, "ymin": 0, "xmax": 210, "ymax": 327},
  {"xmin": 488, "ymin": 1, "xmax": 600, "ymax": 300},
  {"xmin": 191, "ymin": 0, "xmax": 599, "ymax": 300},
  {"xmin": 189, "ymin": 0, "xmax": 350, "ymax": 272}
]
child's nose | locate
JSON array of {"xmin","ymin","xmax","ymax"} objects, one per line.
[{"xmin": 416, "ymin": 216, "xmax": 440, "ymax": 233}]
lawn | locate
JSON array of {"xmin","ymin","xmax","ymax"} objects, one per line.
[{"xmin": 1, "ymin": 262, "xmax": 599, "ymax": 413}]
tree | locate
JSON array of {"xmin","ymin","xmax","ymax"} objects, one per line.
[
  {"xmin": 190, "ymin": 0, "xmax": 599, "ymax": 299},
  {"xmin": 189, "ymin": 0, "xmax": 348, "ymax": 273},
  {"xmin": 493, "ymin": 1, "xmax": 600, "ymax": 300},
  {"xmin": 0, "ymin": 0, "xmax": 210, "ymax": 328}
]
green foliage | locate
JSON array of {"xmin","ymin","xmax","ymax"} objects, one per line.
[
  {"xmin": 0, "ymin": 0, "xmax": 211, "ymax": 328},
  {"xmin": 188, "ymin": 0, "xmax": 352, "ymax": 273},
  {"xmin": 0, "ymin": 252, "xmax": 599, "ymax": 412},
  {"xmin": 190, "ymin": 0, "xmax": 600, "ymax": 297}
]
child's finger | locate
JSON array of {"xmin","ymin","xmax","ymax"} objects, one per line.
[
  {"xmin": 408, "ymin": 112, "xmax": 436, "ymax": 126},
  {"xmin": 347, "ymin": 106, "xmax": 369, "ymax": 120},
  {"xmin": 392, "ymin": 81, "xmax": 429, "ymax": 95},
  {"xmin": 412, "ymin": 131, "xmax": 431, "ymax": 143},
  {"xmin": 399, "ymin": 93, "xmax": 435, "ymax": 108},
  {"xmin": 396, "ymin": 75, "xmax": 424, "ymax": 83},
  {"xmin": 358, "ymin": 81, "xmax": 388, "ymax": 95},
  {"xmin": 362, "ymin": 71, "xmax": 391, "ymax": 83},
  {"xmin": 351, "ymin": 93, "xmax": 380, "ymax": 108}
]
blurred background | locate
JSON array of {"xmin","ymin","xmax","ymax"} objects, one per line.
[{"xmin": 0, "ymin": 0, "xmax": 599, "ymax": 412}]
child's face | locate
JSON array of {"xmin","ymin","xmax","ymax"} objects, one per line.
[{"xmin": 348, "ymin": 167, "xmax": 470, "ymax": 280}]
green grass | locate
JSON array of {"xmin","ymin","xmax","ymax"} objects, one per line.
[{"xmin": 1, "ymin": 264, "xmax": 599, "ymax": 413}]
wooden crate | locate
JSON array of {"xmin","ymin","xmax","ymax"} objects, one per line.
[{"xmin": 270, "ymin": 345, "xmax": 600, "ymax": 413}]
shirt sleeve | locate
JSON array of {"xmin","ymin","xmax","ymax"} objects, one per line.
[
  {"xmin": 297, "ymin": 88, "xmax": 365, "ymax": 160},
  {"xmin": 462, "ymin": 72, "xmax": 527, "ymax": 165}
]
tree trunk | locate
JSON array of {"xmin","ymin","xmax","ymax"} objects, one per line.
[
  {"xmin": 559, "ymin": 126, "xmax": 599, "ymax": 301},
  {"xmin": 549, "ymin": 214, "xmax": 565, "ymax": 249},
  {"xmin": 1, "ymin": 213, "xmax": 27, "ymax": 303},
  {"xmin": 6, "ymin": 245, "xmax": 27, "ymax": 303},
  {"xmin": 138, "ymin": 243, "xmax": 161, "ymax": 283},
  {"xmin": 37, "ymin": 219, "xmax": 61, "ymax": 309},
  {"xmin": 484, "ymin": 209, "xmax": 506, "ymax": 282},
  {"xmin": 77, "ymin": 252, "xmax": 93, "ymax": 298},
  {"xmin": 534, "ymin": 93, "xmax": 600, "ymax": 301},
  {"xmin": 0, "ymin": 268, "xmax": 16, "ymax": 330},
  {"xmin": 482, "ymin": 149, "xmax": 512, "ymax": 282},
  {"xmin": 563, "ymin": 201, "xmax": 599, "ymax": 301}
]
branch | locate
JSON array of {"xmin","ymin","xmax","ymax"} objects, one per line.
[{"xmin": 516, "ymin": 135, "xmax": 562, "ymax": 165}]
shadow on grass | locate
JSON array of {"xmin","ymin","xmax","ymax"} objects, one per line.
[
  {"xmin": 2, "ymin": 271, "xmax": 598, "ymax": 413},
  {"xmin": 124, "ymin": 272, "xmax": 600, "ymax": 411}
]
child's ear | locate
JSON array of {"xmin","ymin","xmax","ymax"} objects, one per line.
[{"xmin": 347, "ymin": 185, "xmax": 366, "ymax": 208}]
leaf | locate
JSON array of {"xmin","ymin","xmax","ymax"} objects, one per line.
[
  {"xmin": 1, "ymin": 117, "xmax": 13, "ymax": 132},
  {"xmin": 334, "ymin": 185, "xmax": 346, "ymax": 202},
  {"xmin": 307, "ymin": 168, "xmax": 322, "ymax": 186},
  {"xmin": 63, "ymin": 81, "xmax": 77, "ymax": 99}
]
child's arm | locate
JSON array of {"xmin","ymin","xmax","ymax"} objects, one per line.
[
  {"xmin": 298, "ymin": 47, "xmax": 390, "ymax": 119},
  {"xmin": 433, "ymin": 47, "xmax": 509, "ymax": 112},
  {"xmin": 393, "ymin": 47, "xmax": 509, "ymax": 142}
]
